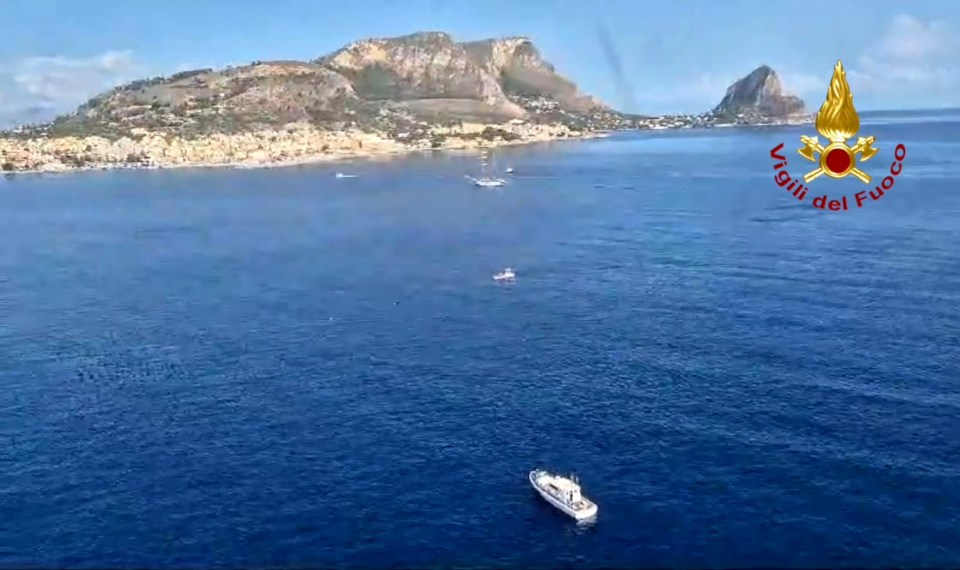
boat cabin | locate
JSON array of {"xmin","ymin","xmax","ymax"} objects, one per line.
[{"xmin": 548, "ymin": 477, "xmax": 582, "ymax": 504}]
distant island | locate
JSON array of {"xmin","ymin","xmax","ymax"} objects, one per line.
[{"xmin": 0, "ymin": 31, "xmax": 811, "ymax": 173}]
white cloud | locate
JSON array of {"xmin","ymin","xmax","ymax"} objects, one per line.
[
  {"xmin": 778, "ymin": 71, "xmax": 821, "ymax": 98},
  {"xmin": 0, "ymin": 50, "xmax": 144, "ymax": 128},
  {"xmin": 877, "ymin": 14, "xmax": 953, "ymax": 61},
  {"xmin": 648, "ymin": 14, "xmax": 958, "ymax": 113},
  {"xmin": 849, "ymin": 14, "xmax": 958, "ymax": 97}
]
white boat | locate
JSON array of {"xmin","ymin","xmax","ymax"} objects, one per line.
[
  {"xmin": 529, "ymin": 469, "xmax": 598, "ymax": 521},
  {"xmin": 505, "ymin": 167, "xmax": 515, "ymax": 174},
  {"xmin": 335, "ymin": 172, "xmax": 357, "ymax": 178},
  {"xmin": 493, "ymin": 267, "xmax": 516, "ymax": 282},
  {"xmin": 467, "ymin": 149, "xmax": 507, "ymax": 188},
  {"xmin": 466, "ymin": 175, "xmax": 506, "ymax": 187}
]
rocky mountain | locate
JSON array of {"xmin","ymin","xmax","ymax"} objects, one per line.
[
  {"xmin": 0, "ymin": 34, "xmax": 817, "ymax": 174},
  {"xmin": 711, "ymin": 65, "xmax": 805, "ymax": 121},
  {"xmin": 18, "ymin": 31, "xmax": 634, "ymax": 142}
]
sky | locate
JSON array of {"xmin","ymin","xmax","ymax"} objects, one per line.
[{"xmin": 1, "ymin": 0, "xmax": 958, "ymax": 126}]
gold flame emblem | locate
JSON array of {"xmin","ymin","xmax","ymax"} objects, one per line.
[{"xmin": 797, "ymin": 60, "xmax": 878, "ymax": 184}]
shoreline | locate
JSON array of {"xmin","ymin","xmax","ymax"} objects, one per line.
[
  {"xmin": 0, "ymin": 129, "xmax": 611, "ymax": 177},
  {"xmin": 0, "ymin": 115, "xmax": 815, "ymax": 178}
]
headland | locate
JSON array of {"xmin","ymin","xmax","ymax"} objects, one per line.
[{"xmin": 0, "ymin": 32, "xmax": 811, "ymax": 174}]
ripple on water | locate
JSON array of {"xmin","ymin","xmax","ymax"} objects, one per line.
[{"xmin": 2, "ymin": 127, "xmax": 960, "ymax": 567}]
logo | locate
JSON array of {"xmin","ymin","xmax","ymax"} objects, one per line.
[{"xmin": 769, "ymin": 60, "xmax": 907, "ymax": 211}]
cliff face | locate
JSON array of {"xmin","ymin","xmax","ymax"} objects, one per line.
[
  {"xmin": 22, "ymin": 31, "xmax": 619, "ymax": 141},
  {"xmin": 461, "ymin": 36, "xmax": 603, "ymax": 112},
  {"xmin": 320, "ymin": 32, "xmax": 524, "ymax": 117},
  {"xmin": 712, "ymin": 65, "xmax": 805, "ymax": 119}
]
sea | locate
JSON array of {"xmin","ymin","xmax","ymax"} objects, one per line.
[{"xmin": 2, "ymin": 110, "xmax": 959, "ymax": 568}]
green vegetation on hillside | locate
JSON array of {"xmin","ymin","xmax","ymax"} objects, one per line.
[{"xmin": 1, "ymin": 32, "xmax": 651, "ymax": 141}]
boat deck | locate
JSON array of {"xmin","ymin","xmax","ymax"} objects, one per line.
[
  {"xmin": 537, "ymin": 482, "xmax": 595, "ymax": 511},
  {"xmin": 564, "ymin": 497, "xmax": 595, "ymax": 512},
  {"xmin": 573, "ymin": 497, "xmax": 595, "ymax": 508}
]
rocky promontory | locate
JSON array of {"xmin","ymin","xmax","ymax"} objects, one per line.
[
  {"xmin": 708, "ymin": 65, "xmax": 809, "ymax": 125},
  {"xmin": 0, "ymin": 33, "xmax": 811, "ymax": 173}
]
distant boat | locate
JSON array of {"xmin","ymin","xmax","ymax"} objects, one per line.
[
  {"xmin": 493, "ymin": 267, "xmax": 516, "ymax": 282},
  {"xmin": 529, "ymin": 469, "xmax": 598, "ymax": 521},
  {"xmin": 466, "ymin": 175, "xmax": 506, "ymax": 188},
  {"xmin": 467, "ymin": 149, "xmax": 506, "ymax": 188},
  {"xmin": 505, "ymin": 167, "xmax": 514, "ymax": 174},
  {"xmin": 335, "ymin": 172, "xmax": 357, "ymax": 178}
]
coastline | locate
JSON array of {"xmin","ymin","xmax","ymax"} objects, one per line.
[
  {"xmin": 1, "ymin": 133, "xmax": 607, "ymax": 176},
  {"xmin": 0, "ymin": 122, "xmax": 610, "ymax": 177},
  {"xmin": 0, "ymin": 114, "xmax": 813, "ymax": 177}
]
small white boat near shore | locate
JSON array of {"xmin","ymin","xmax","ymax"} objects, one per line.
[
  {"xmin": 467, "ymin": 149, "xmax": 507, "ymax": 188},
  {"xmin": 466, "ymin": 174, "xmax": 506, "ymax": 187},
  {"xmin": 529, "ymin": 469, "xmax": 598, "ymax": 521}
]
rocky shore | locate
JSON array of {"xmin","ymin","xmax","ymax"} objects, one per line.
[
  {"xmin": 0, "ymin": 120, "xmax": 600, "ymax": 174},
  {"xmin": 0, "ymin": 114, "xmax": 811, "ymax": 175}
]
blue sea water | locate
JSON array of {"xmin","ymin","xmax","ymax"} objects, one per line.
[{"xmin": 1, "ymin": 113, "xmax": 959, "ymax": 568}]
